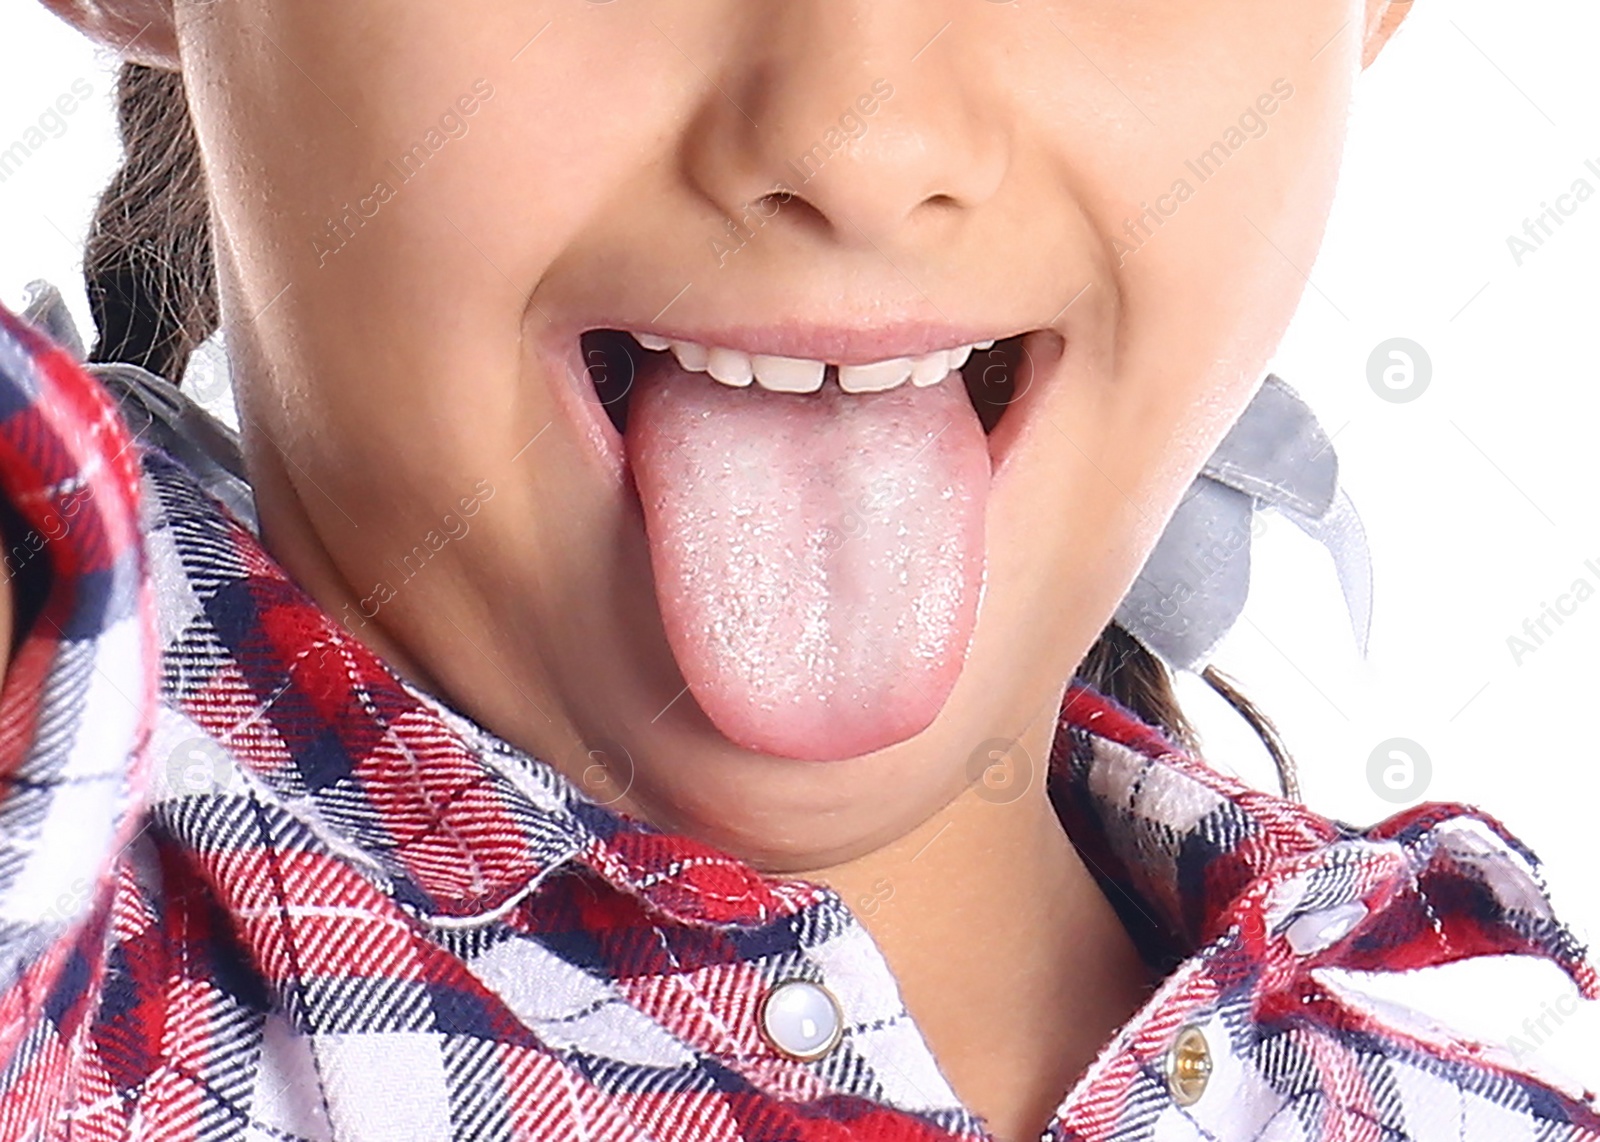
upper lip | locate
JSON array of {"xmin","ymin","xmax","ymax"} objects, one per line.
[{"xmin": 610, "ymin": 321, "xmax": 1024, "ymax": 365}]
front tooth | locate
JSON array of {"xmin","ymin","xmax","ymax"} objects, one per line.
[
  {"xmin": 752, "ymin": 355, "xmax": 825, "ymax": 393},
  {"xmin": 911, "ymin": 350, "xmax": 951, "ymax": 387},
  {"xmin": 974, "ymin": 339, "xmax": 995, "ymax": 350},
  {"xmin": 707, "ymin": 346, "xmax": 755, "ymax": 387},
  {"xmin": 838, "ymin": 357, "xmax": 914, "ymax": 393},
  {"xmin": 670, "ymin": 340, "xmax": 710, "ymax": 371},
  {"xmin": 947, "ymin": 344, "xmax": 975, "ymax": 370},
  {"xmin": 634, "ymin": 332, "xmax": 671, "ymax": 351}
]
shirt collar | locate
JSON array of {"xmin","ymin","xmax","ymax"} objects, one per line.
[{"xmin": 139, "ymin": 443, "xmax": 1599, "ymax": 1000}]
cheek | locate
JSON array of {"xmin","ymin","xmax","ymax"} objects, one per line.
[
  {"xmin": 1078, "ymin": 14, "xmax": 1355, "ymax": 481},
  {"xmin": 183, "ymin": 1, "xmax": 636, "ymax": 309},
  {"xmin": 182, "ymin": 2, "xmax": 660, "ymax": 484},
  {"xmin": 186, "ymin": 2, "xmax": 709, "ymax": 396},
  {"xmin": 983, "ymin": 6, "xmax": 1358, "ymax": 655}
]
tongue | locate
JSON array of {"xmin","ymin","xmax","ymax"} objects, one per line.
[{"xmin": 625, "ymin": 359, "xmax": 989, "ymax": 761}]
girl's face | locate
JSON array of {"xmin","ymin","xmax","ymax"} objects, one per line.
[{"xmin": 153, "ymin": 0, "xmax": 1394, "ymax": 869}]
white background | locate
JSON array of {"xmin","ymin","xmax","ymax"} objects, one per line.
[{"xmin": 3, "ymin": 0, "xmax": 1598, "ymax": 1089}]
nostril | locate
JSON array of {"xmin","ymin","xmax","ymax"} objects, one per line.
[{"xmin": 740, "ymin": 188, "xmax": 829, "ymax": 239}]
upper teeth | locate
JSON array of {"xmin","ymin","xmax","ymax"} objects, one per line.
[{"xmin": 630, "ymin": 332, "xmax": 996, "ymax": 394}]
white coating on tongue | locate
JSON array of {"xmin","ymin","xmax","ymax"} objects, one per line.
[{"xmin": 625, "ymin": 363, "xmax": 989, "ymax": 761}]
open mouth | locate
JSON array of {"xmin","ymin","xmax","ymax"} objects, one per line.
[
  {"xmin": 577, "ymin": 328, "xmax": 1032, "ymax": 436},
  {"xmin": 562, "ymin": 326, "xmax": 1042, "ymax": 763}
]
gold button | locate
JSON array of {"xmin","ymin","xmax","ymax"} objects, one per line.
[{"xmin": 1165, "ymin": 1025, "xmax": 1212, "ymax": 1106}]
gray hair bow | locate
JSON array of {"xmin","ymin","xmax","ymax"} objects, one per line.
[
  {"xmin": 1113, "ymin": 374, "xmax": 1373, "ymax": 672},
  {"xmin": 19, "ymin": 279, "xmax": 257, "ymax": 532}
]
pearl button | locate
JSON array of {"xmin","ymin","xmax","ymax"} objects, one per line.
[
  {"xmin": 758, "ymin": 980, "xmax": 843, "ymax": 1061},
  {"xmin": 1284, "ymin": 901, "xmax": 1369, "ymax": 956},
  {"xmin": 1165, "ymin": 1024, "xmax": 1212, "ymax": 1106}
]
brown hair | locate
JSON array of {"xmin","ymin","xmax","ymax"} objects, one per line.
[
  {"xmin": 85, "ymin": 62, "xmax": 1298, "ymax": 799},
  {"xmin": 85, "ymin": 64, "xmax": 216, "ymax": 383}
]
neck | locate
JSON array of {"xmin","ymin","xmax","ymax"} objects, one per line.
[{"xmin": 795, "ymin": 713, "xmax": 1157, "ymax": 1142}]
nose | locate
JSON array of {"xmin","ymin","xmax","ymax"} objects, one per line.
[{"xmin": 682, "ymin": 1, "xmax": 1008, "ymax": 250}]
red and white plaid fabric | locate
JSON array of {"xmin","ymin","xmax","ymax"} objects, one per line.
[{"xmin": 0, "ymin": 297, "xmax": 1597, "ymax": 1141}]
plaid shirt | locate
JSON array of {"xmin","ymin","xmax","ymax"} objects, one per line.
[{"xmin": 0, "ymin": 298, "xmax": 1597, "ymax": 1142}]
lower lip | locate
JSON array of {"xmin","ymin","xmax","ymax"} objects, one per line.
[{"xmin": 535, "ymin": 326, "xmax": 1064, "ymax": 495}]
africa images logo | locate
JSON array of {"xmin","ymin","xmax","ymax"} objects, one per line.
[{"xmin": 1504, "ymin": 157, "xmax": 1600, "ymax": 267}]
